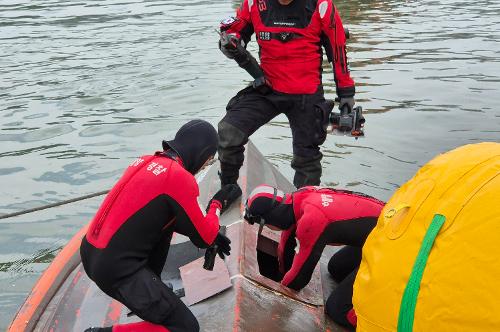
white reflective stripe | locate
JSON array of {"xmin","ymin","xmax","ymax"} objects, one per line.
[
  {"xmin": 319, "ymin": 1, "xmax": 328, "ymax": 19},
  {"xmin": 249, "ymin": 185, "xmax": 273, "ymax": 198},
  {"xmin": 248, "ymin": 185, "xmax": 285, "ymax": 199}
]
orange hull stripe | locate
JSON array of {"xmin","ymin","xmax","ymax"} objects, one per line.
[{"xmin": 8, "ymin": 224, "xmax": 89, "ymax": 332}]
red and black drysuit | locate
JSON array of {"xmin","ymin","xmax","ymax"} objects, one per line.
[
  {"xmin": 80, "ymin": 120, "xmax": 221, "ymax": 332},
  {"xmin": 245, "ymin": 185, "xmax": 384, "ymax": 329},
  {"xmin": 218, "ymin": 0, "xmax": 355, "ymax": 188}
]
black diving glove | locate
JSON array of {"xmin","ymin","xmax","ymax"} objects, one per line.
[
  {"xmin": 207, "ymin": 184, "xmax": 242, "ymax": 213},
  {"xmin": 339, "ymin": 97, "xmax": 355, "ymax": 111},
  {"xmin": 214, "ymin": 232, "xmax": 232, "ymax": 259},
  {"xmin": 219, "ymin": 32, "xmax": 240, "ymax": 59},
  {"xmin": 252, "ymin": 76, "xmax": 273, "ymax": 95}
]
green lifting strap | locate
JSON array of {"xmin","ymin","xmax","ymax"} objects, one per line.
[{"xmin": 397, "ymin": 214, "xmax": 446, "ymax": 332}]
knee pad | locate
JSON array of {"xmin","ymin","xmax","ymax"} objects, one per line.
[{"xmin": 218, "ymin": 121, "xmax": 248, "ymax": 149}]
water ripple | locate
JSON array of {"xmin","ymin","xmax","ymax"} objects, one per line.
[{"xmin": 0, "ymin": 0, "xmax": 499, "ymax": 327}]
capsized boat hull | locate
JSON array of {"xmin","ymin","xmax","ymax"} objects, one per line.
[{"xmin": 9, "ymin": 141, "xmax": 346, "ymax": 332}]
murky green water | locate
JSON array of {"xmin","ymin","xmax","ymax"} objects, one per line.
[{"xmin": 0, "ymin": 0, "xmax": 499, "ymax": 328}]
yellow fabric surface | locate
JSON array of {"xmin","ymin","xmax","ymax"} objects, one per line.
[{"xmin": 353, "ymin": 142, "xmax": 500, "ymax": 332}]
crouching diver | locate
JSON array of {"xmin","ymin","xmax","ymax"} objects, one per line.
[
  {"xmin": 81, "ymin": 120, "xmax": 241, "ymax": 332},
  {"xmin": 244, "ymin": 185, "xmax": 384, "ymax": 330}
]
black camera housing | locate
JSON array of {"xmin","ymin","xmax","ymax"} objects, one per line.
[{"xmin": 329, "ymin": 105, "xmax": 365, "ymax": 137}]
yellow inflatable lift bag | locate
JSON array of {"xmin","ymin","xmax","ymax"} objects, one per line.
[{"xmin": 353, "ymin": 142, "xmax": 500, "ymax": 332}]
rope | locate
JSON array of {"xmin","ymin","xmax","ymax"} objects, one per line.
[
  {"xmin": 0, "ymin": 190, "xmax": 109, "ymax": 220},
  {"xmin": 0, "ymin": 155, "xmax": 219, "ymax": 220}
]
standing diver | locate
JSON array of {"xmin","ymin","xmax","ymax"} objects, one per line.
[
  {"xmin": 81, "ymin": 120, "xmax": 241, "ymax": 332},
  {"xmin": 244, "ymin": 184, "xmax": 384, "ymax": 330},
  {"xmin": 217, "ymin": 0, "xmax": 356, "ymax": 192}
]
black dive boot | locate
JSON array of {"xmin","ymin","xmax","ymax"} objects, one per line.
[
  {"xmin": 218, "ymin": 171, "xmax": 242, "ymax": 212},
  {"xmin": 221, "ymin": 184, "xmax": 242, "ymax": 213}
]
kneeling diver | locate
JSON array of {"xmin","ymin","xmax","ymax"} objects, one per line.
[
  {"xmin": 81, "ymin": 120, "xmax": 241, "ymax": 332},
  {"xmin": 244, "ymin": 185, "xmax": 384, "ymax": 330}
]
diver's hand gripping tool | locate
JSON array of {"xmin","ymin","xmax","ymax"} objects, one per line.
[
  {"xmin": 203, "ymin": 226, "xmax": 227, "ymax": 271},
  {"xmin": 321, "ymin": 99, "xmax": 365, "ymax": 138},
  {"xmin": 218, "ymin": 28, "xmax": 272, "ymax": 94}
]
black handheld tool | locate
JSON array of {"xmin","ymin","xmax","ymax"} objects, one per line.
[
  {"xmin": 203, "ymin": 225, "xmax": 227, "ymax": 271},
  {"xmin": 329, "ymin": 99, "xmax": 365, "ymax": 138}
]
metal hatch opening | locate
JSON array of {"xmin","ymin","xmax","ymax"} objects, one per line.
[
  {"xmin": 256, "ymin": 232, "xmax": 283, "ymax": 282},
  {"xmin": 242, "ymin": 222, "xmax": 324, "ymax": 306}
]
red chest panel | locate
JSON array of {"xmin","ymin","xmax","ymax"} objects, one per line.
[{"xmin": 248, "ymin": 0, "xmax": 325, "ymax": 94}]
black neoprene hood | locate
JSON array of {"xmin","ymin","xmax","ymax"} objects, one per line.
[
  {"xmin": 247, "ymin": 187, "xmax": 295, "ymax": 230},
  {"xmin": 162, "ymin": 120, "xmax": 218, "ymax": 175}
]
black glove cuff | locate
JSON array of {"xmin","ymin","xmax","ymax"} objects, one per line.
[{"xmin": 337, "ymin": 86, "xmax": 355, "ymax": 99}]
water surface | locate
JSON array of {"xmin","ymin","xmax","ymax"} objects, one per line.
[{"xmin": 1, "ymin": 0, "xmax": 499, "ymax": 328}]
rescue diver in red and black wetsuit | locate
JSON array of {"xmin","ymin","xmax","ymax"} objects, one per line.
[
  {"xmin": 81, "ymin": 120, "xmax": 241, "ymax": 332},
  {"xmin": 218, "ymin": 0, "xmax": 356, "ymax": 189},
  {"xmin": 244, "ymin": 184, "xmax": 384, "ymax": 330}
]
